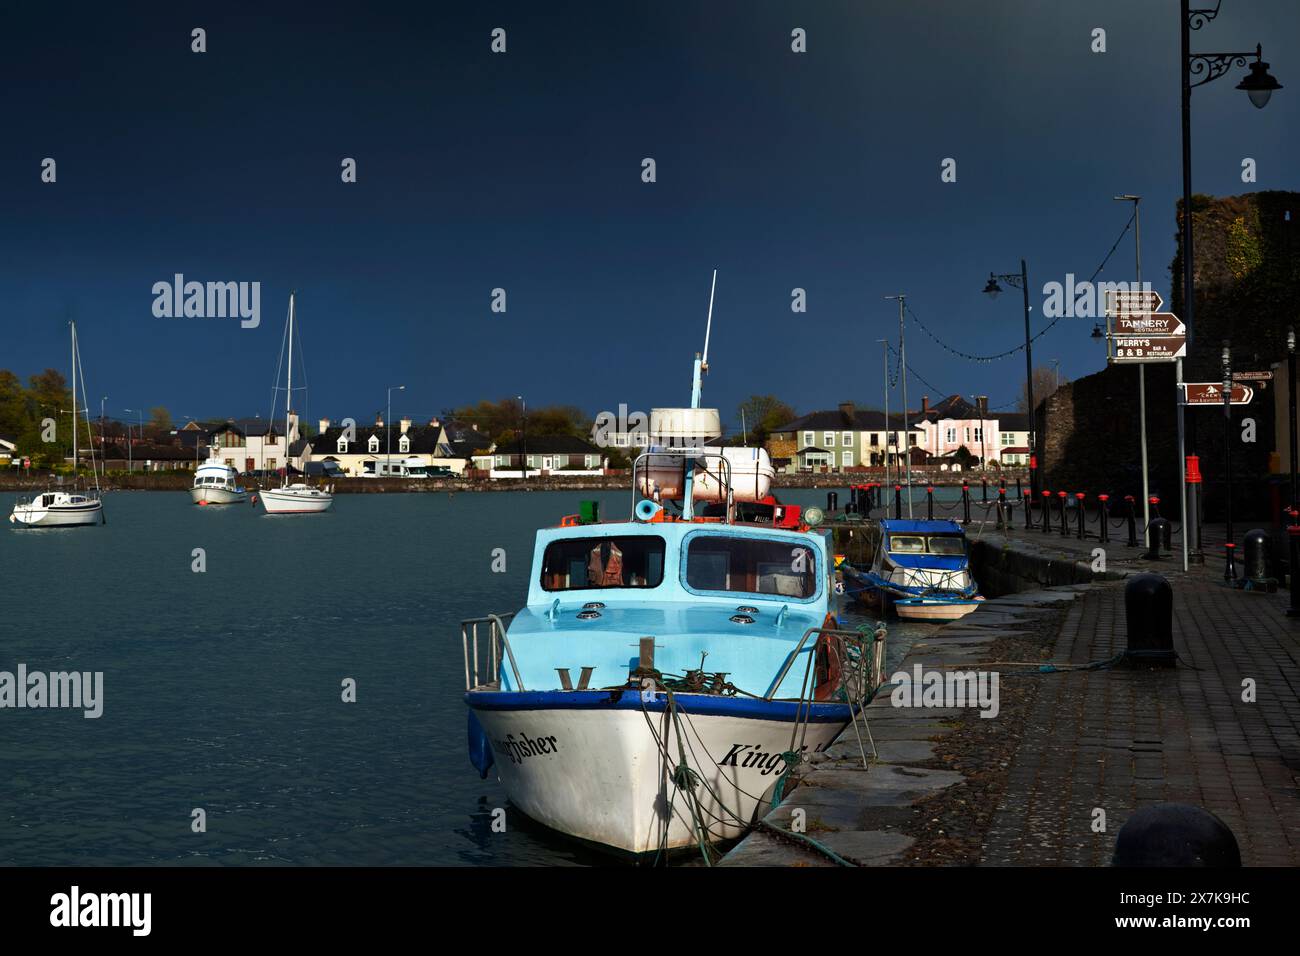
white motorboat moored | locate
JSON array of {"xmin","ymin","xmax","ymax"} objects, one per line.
[
  {"xmin": 10, "ymin": 489, "xmax": 104, "ymax": 527},
  {"xmin": 191, "ymin": 459, "xmax": 249, "ymax": 505}
]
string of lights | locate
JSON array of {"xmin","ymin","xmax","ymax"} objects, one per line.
[{"xmin": 903, "ymin": 209, "xmax": 1138, "ymax": 363}]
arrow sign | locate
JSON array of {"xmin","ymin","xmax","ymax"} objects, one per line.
[
  {"xmin": 1232, "ymin": 370, "xmax": 1273, "ymax": 382},
  {"xmin": 1111, "ymin": 335, "xmax": 1187, "ymax": 362},
  {"xmin": 1183, "ymin": 382, "xmax": 1254, "ymax": 405},
  {"xmin": 1105, "ymin": 289, "xmax": 1163, "ymax": 316},
  {"xmin": 1113, "ymin": 312, "xmax": 1185, "ymax": 337}
]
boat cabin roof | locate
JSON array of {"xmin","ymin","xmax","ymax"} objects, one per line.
[{"xmin": 880, "ymin": 518, "xmax": 963, "ymax": 536}]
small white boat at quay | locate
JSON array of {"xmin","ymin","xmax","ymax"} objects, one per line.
[
  {"xmin": 10, "ymin": 321, "xmax": 105, "ymax": 529},
  {"xmin": 191, "ymin": 459, "xmax": 248, "ymax": 505},
  {"xmin": 258, "ymin": 291, "xmax": 333, "ymax": 515}
]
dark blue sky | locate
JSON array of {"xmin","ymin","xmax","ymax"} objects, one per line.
[{"xmin": 3, "ymin": 1, "xmax": 1297, "ymax": 429}]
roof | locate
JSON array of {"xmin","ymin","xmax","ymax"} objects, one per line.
[
  {"xmin": 493, "ymin": 435, "xmax": 604, "ymax": 455},
  {"xmin": 777, "ymin": 409, "xmax": 921, "ymax": 432},
  {"xmin": 880, "ymin": 519, "xmax": 964, "ymax": 535},
  {"xmin": 795, "ymin": 446, "xmax": 831, "ymax": 454},
  {"xmin": 1000, "ymin": 445, "xmax": 1030, "ymax": 454},
  {"xmin": 315, "ymin": 423, "xmax": 455, "ymax": 455}
]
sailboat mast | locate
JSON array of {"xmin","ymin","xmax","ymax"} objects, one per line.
[
  {"xmin": 285, "ymin": 292, "xmax": 295, "ymax": 460},
  {"xmin": 71, "ymin": 321, "xmax": 78, "ymax": 472}
]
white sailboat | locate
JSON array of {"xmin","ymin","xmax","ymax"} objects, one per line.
[
  {"xmin": 259, "ymin": 292, "xmax": 333, "ymax": 515},
  {"xmin": 10, "ymin": 322, "xmax": 105, "ymax": 528}
]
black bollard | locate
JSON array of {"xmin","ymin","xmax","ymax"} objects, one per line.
[
  {"xmin": 1241, "ymin": 528, "xmax": 1273, "ymax": 590},
  {"xmin": 1288, "ymin": 525, "xmax": 1300, "ymax": 617},
  {"xmin": 1145, "ymin": 518, "xmax": 1171, "ymax": 559},
  {"xmin": 998, "ymin": 484, "xmax": 1007, "ymax": 532},
  {"xmin": 1125, "ymin": 495, "xmax": 1137, "ymax": 547},
  {"xmin": 1098, "ymin": 494, "xmax": 1110, "ymax": 543},
  {"xmin": 1058, "ymin": 491, "xmax": 1069, "ymax": 536},
  {"xmin": 1075, "ymin": 493, "xmax": 1086, "ymax": 539},
  {"xmin": 981, "ymin": 476, "xmax": 988, "ymax": 502},
  {"xmin": 926, "ymin": 486, "xmax": 934, "ymax": 521},
  {"xmin": 1016, "ymin": 475, "xmax": 1022, "ymax": 499},
  {"xmin": 1122, "ymin": 572, "xmax": 1175, "ymax": 667},
  {"xmin": 893, "ymin": 484, "xmax": 901, "ymax": 520},
  {"xmin": 1023, "ymin": 491, "xmax": 1033, "ymax": 530},
  {"xmin": 1111, "ymin": 803, "xmax": 1240, "ymax": 867},
  {"xmin": 1041, "ymin": 490, "xmax": 1052, "ymax": 533},
  {"xmin": 961, "ymin": 483, "xmax": 970, "ymax": 524}
]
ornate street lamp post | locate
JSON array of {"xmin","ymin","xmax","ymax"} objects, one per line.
[{"xmin": 982, "ymin": 260, "xmax": 1036, "ymax": 496}]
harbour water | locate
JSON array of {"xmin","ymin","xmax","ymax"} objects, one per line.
[{"xmin": 0, "ymin": 487, "xmax": 946, "ymax": 866}]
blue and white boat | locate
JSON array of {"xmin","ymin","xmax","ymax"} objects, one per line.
[
  {"xmin": 842, "ymin": 518, "xmax": 983, "ymax": 622},
  {"xmin": 459, "ymin": 274, "xmax": 886, "ymax": 857}
]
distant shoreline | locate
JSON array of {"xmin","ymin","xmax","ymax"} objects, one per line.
[{"xmin": 0, "ymin": 471, "xmax": 1026, "ymax": 493}]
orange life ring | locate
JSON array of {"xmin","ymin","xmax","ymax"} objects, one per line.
[{"xmin": 813, "ymin": 614, "xmax": 845, "ymax": 702}]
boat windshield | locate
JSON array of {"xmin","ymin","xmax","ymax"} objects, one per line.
[
  {"xmin": 540, "ymin": 535, "xmax": 665, "ymax": 591},
  {"xmin": 890, "ymin": 534, "xmax": 965, "ymax": 556},
  {"xmin": 685, "ymin": 535, "xmax": 816, "ymax": 598}
]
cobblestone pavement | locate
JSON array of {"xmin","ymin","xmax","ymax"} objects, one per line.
[{"xmin": 981, "ymin": 549, "xmax": 1300, "ymax": 866}]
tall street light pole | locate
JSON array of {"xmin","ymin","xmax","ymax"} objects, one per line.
[
  {"xmin": 1180, "ymin": 0, "xmax": 1281, "ymax": 564},
  {"xmin": 517, "ymin": 395, "xmax": 528, "ymax": 483},
  {"xmin": 387, "ymin": 384, "xmax": 405, "ymax": 477},
  {"xmin": 983, "ymin": 259, "xmax": 1035, "ymax": 496},
  {"xmin": 1222, "ymin": 340, "xmax": 1235, "ymax": 582},
  {"xmin": 878, "ymin": 339, "xmax": 890, "ymax": 486},
  {"xmin": 1288, "ymin": 326, "xmax": 1297, "ymax": 520}
]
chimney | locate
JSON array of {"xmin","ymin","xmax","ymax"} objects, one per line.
[
  {"xmin": 838, "ymin": 401, "xmax": 855, "ymax": 423},
  {"xmin": 400, "ymin": 417, "xmax": 412, "ymax": 435},
  {"xmin": 472, "ymin": 423, "xmax": 479, "ymax": 431},
  {"xmin": 429, "ymin": 417, "xmax": 441, "ymax": 428},
  {"xmin": 375, "ymin": 414, "xmax": 384, "ymax": 427},
  {"xmin": 318, "ymin": 418, "xmax": 330, "ymax": 435},
  {"xmin": 921, "ymin": 395, "xmax": 929, "ymax": 416}
]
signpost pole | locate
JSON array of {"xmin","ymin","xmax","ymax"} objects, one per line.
[{"xmin": 1177, "ymin": 357, "xmax": 1189, "ymax": 571}]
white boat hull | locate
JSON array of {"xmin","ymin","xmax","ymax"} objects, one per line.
[
  {"xmin": 10, "ymin": 500, "xmax": 104, "ymax": 528},
  {"xmin": 190, "ymin": 486, "xmax": 248, "ymax": 505},
  {"xmin": 259, "ymin": 485, "xmax": 333, "ymax": 514},
  {"xmin": 468, "ymin": 692, "xmax": 851, "ymax": 856},
  {"xmin": 894, "ymin": 597, "xmax": 983, "ymax": 621}
]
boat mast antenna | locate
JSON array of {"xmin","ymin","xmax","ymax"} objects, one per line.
[
  {"xmin": 884, "ymin": 294, "xmax": 912, "ymax": 518},
  {"xmin": 683, "ymin": 269, "xmax": 717, "ymax": 521}
]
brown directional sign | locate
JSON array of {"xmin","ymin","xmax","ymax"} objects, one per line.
[
  {"xmin": 1111, "ymin": 335, "xmax": 1187, "ymax": 362},
  {"xmin": 1232, "ymin": 370, "xmax": 1273, "ymax": 382},
  {"xmin": 1113, "ymin": 313, "xmax": 1186, "ymax": 336},
  {"xmin": 1105, "ymin": 289, "xmax": 1163, "ymax": 316},
  {"xmin": 1183, "ymin": 382, "xmax": 1254, "ymax": 405}
]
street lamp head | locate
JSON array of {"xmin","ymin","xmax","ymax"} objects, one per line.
[
  {"xmin": 1091, "ymin": 323, "xmax": 1104, "ymax": 339},
  {"xmin": 982, "ymin": 274, "xmax": 1003, "ymax": 299},
  {"xmin": 1237, "ymin": 46, "xmax": 1281, "ymax": 109},
  {"xmin": 1221, "ymin": 340, "xmax": 1232, "ymax": 368},
  {"xmin": 1288, "ymin": 325, "xmax": 1296, "ymax": 353}
]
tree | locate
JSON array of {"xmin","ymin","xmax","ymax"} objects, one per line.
[
  {"xmin": 0, "ymin": 370, "xmax": 26, "ymax": 437},
  {"xmin": 451, "ymin": 398, "xmax": 586, "ymax": 444},
  {"xmin": 736, "ymin": 395, "xmax": 797, "ymax": 443},
  {"xmin": 150, "ymin": 406, "xmax": 173, "ymax": 431},
  {"xmin": 1018, "ymin": 366, "xmax": 1063, "ymax": 413}
]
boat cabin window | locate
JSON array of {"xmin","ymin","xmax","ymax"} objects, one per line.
[
  {"xmin": 889, "ymin": 534, "xmax": 965, "ymax": 556},
  {"xmin": 540, "ymin": 536, "xmax": 665, "ymax": 591},
  {"xmin": 685, "ymin": 536, "xmax": 816, "ymax": 598}
]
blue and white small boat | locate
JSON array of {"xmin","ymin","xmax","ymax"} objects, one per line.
[
  {"xmin": 842, "ymin": 519, "xmax": 983, "ymax": 622},
  {"xmin": 458, "ymin": 274, "xmax": 886, "ymax": 857}
]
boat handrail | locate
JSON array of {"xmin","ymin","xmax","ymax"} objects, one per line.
[
  {"xmin": 766, "ymin": 625, "xmax": 886, "ymax": 701},
  {"xmin": 460, "ymin": 611, "xmax": 522, "ymax": 691},
  {"xmin": 630, "ymin": 448, "xmax": 734, "ymax": 523}
]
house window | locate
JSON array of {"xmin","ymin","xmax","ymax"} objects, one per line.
[
  {"xmin": 368, "ymin": 435, "xmax": 380, "ymax": 453},
  {"xmin": 909, "ymin": 434, "xmax": 918, "ymax": 446},
  {"xmin": 963, "ymin": 428, "xmax": 970, "ymax": 442},
  {"xmin": 267, "ymin": 458, "xmax": 277, "ymax": 470},
  {"xmin": 1001, "ymin": 433, "xmax": 1015, "ymax": 446},
  {"xmin": 399, "ymin": 435, "xmax": 410, "ymax": 453},
  {"xmin": 869, "ymin": 433, "xmax": 879, "ymax": 447},
  {"xmin": 974, "ymin": 427, "xmax": 983, "ymax": 443},
  {"xmin": 823, "ymin": 431, "xmax": 835, "ymax": 447},
  {"xmin": 946, "ymin": 427, "xmax": 956, "ymax": 444},
  {"xmin": 841, "ymin": 451, "xmax": 853, "ymax": 467},
  {"xmin": 614, "ymin": 434, "xmax": 629, "ymax": 447},
  {"xmin": 336, "ymin": 438, "xmax": 348, "ymax": 453},
  {"xmin": 841, "ymin": 431, "xmax": 852, "ymax": 447},
  {"xmin": 803, "ymin": 431, "xmax": 814, "ymax": 448}
]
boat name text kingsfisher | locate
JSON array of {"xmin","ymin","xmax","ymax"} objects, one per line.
[{"xmin": 492, "ymin": 732, "xmax": 559, "ymax": 765}]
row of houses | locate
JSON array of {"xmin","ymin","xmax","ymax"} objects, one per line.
[{"xmin": 767, "ymin": 395, "xmax": 1032, "ymax": 473}]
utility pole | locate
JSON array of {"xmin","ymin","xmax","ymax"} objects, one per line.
[
  {"xmin": 1114, "ymin": 194, "xmax": 1151, "ymax": 548},
  {"xmin": 879, "ymin": 339, "xmax": 890, "ymax": 487},
  {"xmin": 885, "ymin": 295, "xmax": 912, "ymax": 517}
]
